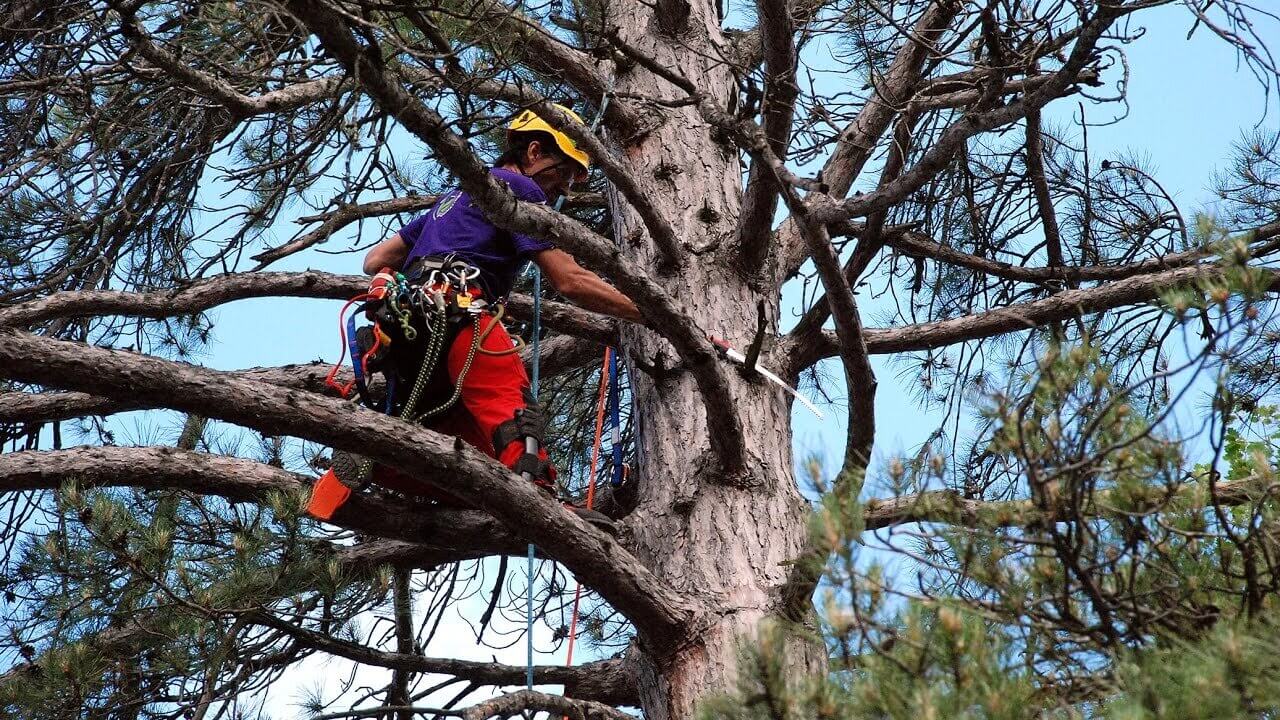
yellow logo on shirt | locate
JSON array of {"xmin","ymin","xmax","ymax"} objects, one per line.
[{"xmin": 434, "ymin": 190, "xmax": 460, "ymax": 218}]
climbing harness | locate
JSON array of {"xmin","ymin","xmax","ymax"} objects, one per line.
[{"xmin": 308, "ymin": 255, "xmax": 520, "ymax": 520}]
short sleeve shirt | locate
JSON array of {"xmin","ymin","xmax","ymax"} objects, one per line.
[{"xmin": 398, "ymin": 168, "xmax": 553, "ymax": 299}]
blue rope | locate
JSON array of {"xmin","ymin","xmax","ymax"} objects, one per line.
[
  {"xmin": 345, "ymin": 313, "xmax": 372, "ymax": 407},
  {"xmin": 608, "ymin": 348, "xmax": 623, "ymax": 487},
  {"xmin": 526, "ymin": 266, "xmax": 541, "ymax": 694}
]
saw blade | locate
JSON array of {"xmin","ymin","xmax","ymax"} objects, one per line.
[{"xmin": 712, "ymin": 338, "xmax": 825, "ymax": 420}]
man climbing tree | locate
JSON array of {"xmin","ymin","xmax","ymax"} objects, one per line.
[
  {"xmin": 308, "ymin": 106, "xmax": 641, "ymax": 525},
  {"xmin": 3, "ymin": 1, "xmax": 1280, "ymax": 719}
]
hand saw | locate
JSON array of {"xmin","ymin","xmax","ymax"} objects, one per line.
[{"xmin": 709, "ymin": 336, "xmax": 825, "ymax": 420}]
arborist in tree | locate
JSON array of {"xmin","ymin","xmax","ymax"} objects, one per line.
[{"xmin": 307, "ymin": 106, "xmax": 640, "ymax": 528}]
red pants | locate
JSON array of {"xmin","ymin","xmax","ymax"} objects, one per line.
[
  {"xmin": 427, "ymin": 314, "xmax": 554, "ymax": 475},
  {"xmin": 369, "ymin": 313, "xmax": 554, "ymax": 501}
]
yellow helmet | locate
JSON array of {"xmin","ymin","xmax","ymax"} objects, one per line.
[{"xmin": 507, "ymin": 105, "xmax": 590, "ymax": 180}]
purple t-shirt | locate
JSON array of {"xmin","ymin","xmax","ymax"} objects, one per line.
[{"xmin": 398, "ymin": 168, "xmax": 553, "ymax": 299}]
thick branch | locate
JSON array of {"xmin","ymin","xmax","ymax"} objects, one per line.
[
  {"xmin": 0, "ymin": 330, "xmax": 698, "ymax": 655},
  {"xmin": 529, "ymin": 100, "xmax": 683, "ymax": 268},
  {"xmin": 473, "ymin": 0, "xmax": 644, "ymax": 139},
  {"xmin": 789, "ymin": 115, "xmax": 919, "ymax": 346},
  {"xmin": 793, "ymin": 221, "xmax": 876, "ymax": 484},
  {"xmin": 863, "ymin": 474, "xmax": 1275, "ymax": 531},
  {"xmin": 736, "ymin": 0, "xmax": 800, "ymax": 274},
  {"xmin": 0, "ymin": 271, "xmax": 363, "ymax": 327},
  {"xmin": 852, "ymin": 221, "xmax": 1280, "ymax": 284},
  {"xmin": 818, "ymin": 1, "xmax": 960, "ymax": 200},
  {"xmin": 460, "ymin": 689, "xmax": 633, "ymax": 720},
  {"xmin": 1025, "ymin": 108, "xmax": 1063, "ymax": 269},
  {"xmin": 0, "ymin": 337, "xmax": 600, "ymax": 429},
  {"xmin": 0, "ymin": 446, "xmax": 525, "ymax": 556},
  {"xmin": 729, "ymin": 0, "xmax": 830, "ymax": 69},
  {"xmin": 0, "ymin": 270, "xmax": 616, "ymax": 346},
  {"xmin": 906, "ymin": 69, "xmax": 1101, "ymax": 114},
  {"xmin": 783, "ymin": 262, "xmax": 1277, "ymax": 375}
]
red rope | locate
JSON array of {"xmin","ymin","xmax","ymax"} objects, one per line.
[
  {"xmin": 563, "ymin": 346, "xmax": 612, "ymax": 674},
  {"xmin": 323, "ymin": 293, "xmax": 371, "ymax": 398}
]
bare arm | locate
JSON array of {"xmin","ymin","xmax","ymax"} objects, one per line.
[
  {"xmin": 534, "ymin": 248, "xmax": 643, "ymax": 325},
  {"xmin": 363, "ymin": 234, "xmax": 410, "ymax": 275}
]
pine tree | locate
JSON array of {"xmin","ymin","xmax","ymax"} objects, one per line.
[{"xmin": 2, "ymin": 1, "xmax": 1279, "ymax": 718}]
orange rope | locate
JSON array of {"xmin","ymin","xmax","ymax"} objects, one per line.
[
  {"xmin": 359, "ymin": 322, "xmax": 385, "ymax": 379},
  {"xmin": 563, "ymin": 346, "xmax": 612, "ymax": 675}
]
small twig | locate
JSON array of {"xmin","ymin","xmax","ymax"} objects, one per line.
[
  {"xmin": 475, "ymin": 554, "xmax": 507, "ymax": 644},
  {"xmin": 742, "ymin": 299, "xmax": 768, "ymax": 376}
]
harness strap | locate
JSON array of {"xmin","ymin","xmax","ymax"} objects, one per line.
[
  {"xmin": 492, "ymin": 399, "xmax": 547, "ymax": 452},
  {"xmin": 511, "ymin": 453, "xmax": 552, "ymax": 482}
]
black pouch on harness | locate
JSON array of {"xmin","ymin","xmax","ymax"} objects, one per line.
[{"xmin": 354, "ymin": 256, "xmax": 487, "ymax": 419}]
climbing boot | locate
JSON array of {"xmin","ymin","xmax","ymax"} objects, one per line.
[{"xmin": 306, "ymin": 451, "xmax": 371, "ymax": 521}]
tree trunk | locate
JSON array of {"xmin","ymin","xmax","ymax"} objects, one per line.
[{"xmin": 609, "ymin": 3, "xmax": 825, "ymax": 716}]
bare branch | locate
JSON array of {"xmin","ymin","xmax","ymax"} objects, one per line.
[
  {"xmin": 251, "ymin": 195, "xmax": 440, "ymax": 268},
  {"xmin": 863, "ymin": 474, "xmax": 1277, "ymax": 531},
  {"xmin": 771, "ymin": 0, "xmax": 961, "ymax": 280},
  {"xmin": 244, "ymin": 611, "xmax": 637, "ymax": 706},
  {"xmin": 0, "ymin": 446, "xmax": 524, "ymax": 556},
  {"xmin": 782, "ymin": 262, "xmax": 1280, "ymax": 375},
  {"xmin": 526, "ymin": 99, "xmax": 683, "ymax": 268},
  {"xmin": 907, "ymin": 69, "xmax": 1102, "ymax": 114},
  {"xmin": 0, "ymin": 535, "xmax": 498, "ymax": 694},
  {"xmin": 460, "ymin": 689, "xmax": 633, "ymax": 720},
  {"xmin": 470, "ymin": 0, "xmax": 646, "ymax": 139},
  {"xmin": 1025, "ymin": 108, "xmax": 1064, "ymax": 270},
  {"xmin": 114, "ymin": 5, "xmax": 344, "ymax": 117},
  {"xmin": 736, "ymin": 0, "xmax": 801, "ymax": 274},
  {"xmin": 0, "ymin": 271, "xmax": 616, "ymax": 346},
  {"xmin": 0, "ymin": 336, "xmax": 599, "ymax": 427},
  {"xmin": 813, "ymin": 4, "xmax": 1128, "ymax": 226}
]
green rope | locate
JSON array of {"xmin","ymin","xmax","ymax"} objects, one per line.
[
  {"xmin": 353, "ymin": 300, "xmax": 451, "ymax": 483},
  {"xmin": 413, "ymin": 314, "xmax": 481, "ymax": 423}
]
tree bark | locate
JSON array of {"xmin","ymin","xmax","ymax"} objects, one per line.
[{"xmin": 607, "ymin": 1, "xmax": 825, "ymax": 715}]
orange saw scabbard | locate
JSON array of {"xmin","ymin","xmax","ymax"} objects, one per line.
[{"xmin": 306, "ymin": 468, "xmax": 352, "ymax": 521}]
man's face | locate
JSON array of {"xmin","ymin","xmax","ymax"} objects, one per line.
[{"xmin": 523, "ymin": 141, "xmax": 585, "ymax": 200}]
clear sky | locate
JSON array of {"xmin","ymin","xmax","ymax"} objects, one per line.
[{"xmin": 85, "ymin": 3, "xmax": 1278, "ymax": 715}]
